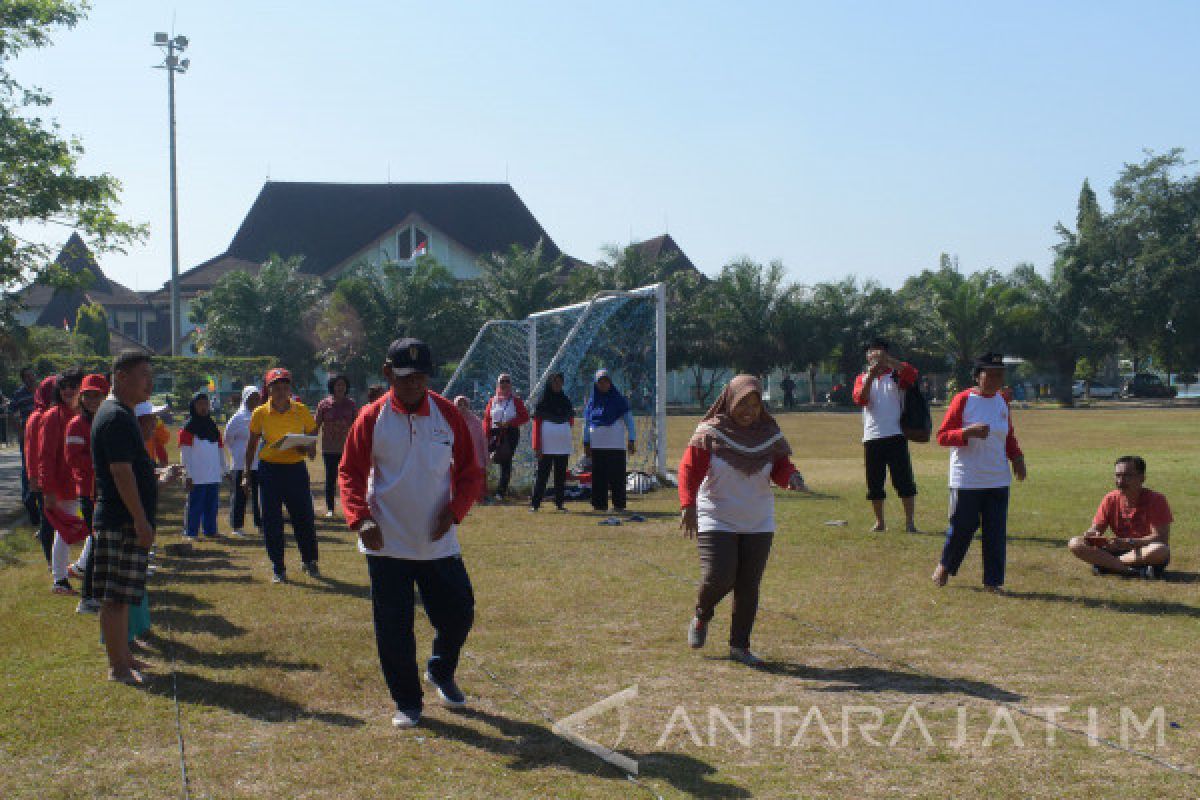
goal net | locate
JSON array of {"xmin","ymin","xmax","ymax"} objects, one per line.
[{"xmin": 443, "ymin": 284, "xmax": 667, "ymax": 490}]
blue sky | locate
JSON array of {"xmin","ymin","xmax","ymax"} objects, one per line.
[{"xmin": 14, "ymin": 1, "xmax": 1200, "ymax": 293}]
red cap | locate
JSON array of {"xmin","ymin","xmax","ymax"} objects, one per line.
[
  {"xmin": 264, "ymin": 367, "xmax": 292, "ymax": 387},
  {"xmin": 81, "ymin": 374, "xmax": 110, "ymax": 395}
]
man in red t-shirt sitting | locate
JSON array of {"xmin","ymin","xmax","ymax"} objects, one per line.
[{"xmin": 1067, "ymin": 455, "xmax": 1171, "ymax": 580}]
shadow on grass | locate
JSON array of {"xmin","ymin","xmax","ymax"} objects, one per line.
[
  {"xmin": 979, "ymin": 586, "xmax": 1200, "ymax": 618},
  {"xmin": 154, "ymin": 607, "xmax": 248, "ymax": 639},
  {"xmin": 142, "ymin": 632, "xmax": 321, "ymax": 672},
  {"xmin": 756, "ymin": 659, "xmax": 1022, "ymax": 702},
  {"xmin": 144, "ymin": 670, "xmax": 363, "ymax": 727},
  {"xmin": 149, "ymin": 588, "xmax": 213, "ymax": 611},
  {"xmin": 423, "ymin": 708, "xmax": 749, "ymax": 797},
  {"xmin": 292, "ymin": 573, "xmax": 371, "ymax": 600}
]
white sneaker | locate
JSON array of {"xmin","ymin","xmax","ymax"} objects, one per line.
[
  {"xmin": 325, "ymin": 510, "xmax": 335, "ymax": 518},
  {"xmin": 688, "ymin": 616, "xmax": 708, "ymax": 649},
  {"xmin": 392, "ymin": 708, "xmax": 421, "ymax": 728},
  {"xmin": 230, "ymin": 530, "xmax": 245, "ymax": 538},
  {"xmin": 729, "ymin": 647, "xmax": 764, "ymax": 667}
]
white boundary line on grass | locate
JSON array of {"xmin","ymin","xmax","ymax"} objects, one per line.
[
  {"xmin": 609, "ymin": 541, "xmax": 1200, "ymax": 780},
  {"xmin": 165, "ymin": 618, "xmax": 193, "ymax": 800}
]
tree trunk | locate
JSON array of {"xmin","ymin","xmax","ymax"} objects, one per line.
[
  {"xmin": 1055, "ymin": 360, "xmax": 1075, "ymax": 407},
  {"xmin": 806, "ymin": 365, "xmax": 817, "ymax": 406}
]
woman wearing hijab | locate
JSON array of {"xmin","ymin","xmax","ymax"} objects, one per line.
[
  {"xmin": 225, "ymin": 385, "xmax": 262, "ymax": 537},
  {"xmin": 178, "ymin": 392, "xmax": 228, "ymax": 541},
  {"xmin": 530, "ymin": 372, "xmax": 574, "ymax": 512},
  {"xmin": 483, "ymin": 373, "xmax": 529, "ymax": 501},
  {"xmin": 583, "ymin": 369, "xmax": 638, "ymax": 524},
  {"xmin": 454, "ymin": 395, "xmax": 489, "ymax": 503},
  {"xmin": 37, "ymin": 369, "xmax": 85, "ymax": 594},
  {"xmin": 678, "ymin": 375, "xmax": 811, "ymax": 667},
  {"xmin": 65, "ymin": 373, "xmax": 110, "ymax": 613},
  {"xmin": 24, "ymin": 376, "xmax": 56, "ymax": 571},
  {"xmin": 314, "ymin": 374, "xmax": 356, "ymax": 517}
]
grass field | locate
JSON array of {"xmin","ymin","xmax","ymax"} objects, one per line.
[{"xmin": 2, "ymin": 408, "xmax": 1199, "ymax": 799}]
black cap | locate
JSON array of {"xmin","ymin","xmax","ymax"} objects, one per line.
[
  {"xmin": 386, "ymin": 337, "xmax": 433, "ymax": 376},
  {"xmin": 973, "ymin": 352, "xmax": 1006, "ymax": 370}
]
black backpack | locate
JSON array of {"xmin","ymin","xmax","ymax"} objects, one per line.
[{"xmin": 895, "ymin": 375, "xmax": 932, "ymax": 443}]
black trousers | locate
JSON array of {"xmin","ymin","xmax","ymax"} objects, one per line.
[
  {"xmin": 532, "ymin": 454, "xmax": 568, "ymax": 510},
  {"xmin": 33, "ymin": 491, "xmax": 53, "ymax": 563},
  {"xmin": 322, "ymin": 451, "xmax": 342, "ymax": 512},
  {"xmin": 864, "ymin": 434, "xmax": 918, "ymax": 501},
  {"xmin": 367, "ymin": 554, "xmax": 474, "ymax": 712},
  {"xmin": 19, "ymin": 435, "xmax": 39, "ymax": 526},
  {"xmin": 491, "ymin": 427, "xmax": 520, "ymax": 497},
  {"xmin": 229, "ymin": 469, "xmax": 262, "ymax": 531},
  {"xmin": 258, "ymin": 461, "xmax": 317, "ymax": 574},
  {"xmin": 590, "ymin": 448, "xmax": 627, "ymax": 512},
  {"xmin": 80, "ymin": 497, "xmax": 96, "ymax": 600}
]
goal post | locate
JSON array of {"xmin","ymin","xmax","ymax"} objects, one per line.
[{"xmin": 444, "ymin": 283, "xmax": 668, "ymax": 489}]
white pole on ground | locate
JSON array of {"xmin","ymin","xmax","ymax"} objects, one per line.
[{"xmin": 654, "ymin": 281, "xmax": 668, "ymax": 478}]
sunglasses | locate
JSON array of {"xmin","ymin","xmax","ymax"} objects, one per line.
[{"xmin": 498, "ymin": 379, "xmax": 511, "ymax": 384}]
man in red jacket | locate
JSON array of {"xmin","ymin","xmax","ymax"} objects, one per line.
[{"xmin": 339, "ymin": 338, "xmax": 484, "ymax": 729}]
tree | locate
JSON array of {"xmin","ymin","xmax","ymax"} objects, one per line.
[
  {"xmin": 808, "ymin": 277, "xmax": 899, "ymax": 384},
  {"xmin": 1104, "ymin": 150, "xmax": 1200, "ymax": 377},
  {"xmin": 190, "ymin": 256, "xmax": 325, "ymax": 383},
  {"xmin": 895, "ymin": 256, "xmax": 1025, "ymax": 386},
  {"xmin": 473, "ymin": 240, "xmax": 567, "ymax": 320},
  {"xmin": 73, "ymin": 301, "xmax": 108, "ymax": 356},
  {"xmin": 709, "ymin": 259, "xmax": 797, "ymax": 377},
  {"xmin": 0, "ymin": 2, "xmax": 144, "ymax": 327},
  {"xmin": 565, "ymin": 241, "xmax": 679, "ymax": 298},
  {"xmin": 666, "ymin": 270, "xmax": 728, "ymax": 405},
  {"xmin": 315, "ymin": 256, "xmax": 483, "ymax": 387}
]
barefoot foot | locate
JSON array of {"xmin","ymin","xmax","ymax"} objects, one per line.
[
  {"xmin": 108, "ymin": 668, "xmax": 144, "ymax": 685},
  {"xmin": 931, "ymin": 564, "xmax": 948, "ymax": 587}
]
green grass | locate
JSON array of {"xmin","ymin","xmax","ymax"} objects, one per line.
[{"xmin": 2, "ymin": 408, "xmax": 1199, "ymax": 798}]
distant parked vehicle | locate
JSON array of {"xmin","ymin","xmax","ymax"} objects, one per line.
[
  {"xmin": 1072, "ymin": 380, "xmax": 1121, "ymax": 399},
  {"xmin": 1122, "ymin": 373, "xmax": 1177, "ymax": 399}
]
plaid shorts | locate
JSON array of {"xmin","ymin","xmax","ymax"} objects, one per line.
[{"xmin": 92, "ymin": 527, "xmax": 149, "ymax": 605}]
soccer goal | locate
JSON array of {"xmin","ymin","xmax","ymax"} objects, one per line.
[{"xmin": 443, "ymin": 283, "xmax": 668, "ymax": 489}]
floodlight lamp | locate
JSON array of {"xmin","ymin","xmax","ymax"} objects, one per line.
[
  {"xmin": 154, "ymin": 32, "xmax": 168, "ymax": 44},
  {"xmin": 174, "ymin": 35, "xmax": 189, "ymax": 50},
  {"xmin": 180, "ymin": 58, "xmax": 190, "ymax": 71}
]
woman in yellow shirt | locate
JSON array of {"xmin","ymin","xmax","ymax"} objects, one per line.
[{"xmin": 242, "ymin": 368, "xmax": 318, "ymax": 583}]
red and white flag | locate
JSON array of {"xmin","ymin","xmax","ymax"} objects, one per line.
[
  {"xmin": 413, "ymin": 240, "xmax": 428, "ymax": 257},
  {"xmin": 62, "ymin": 318, "xmax": 71, "ymax": 332}
]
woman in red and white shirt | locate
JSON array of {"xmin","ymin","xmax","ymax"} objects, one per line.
[
  {"xmin": 678, "ymin": 375, "xmax": 810, "ymax": 667},
  {"xmin": 931, "ymin": 353, "xmax": 1027, "ymax": 591},
  {"xmin": 482, "ymin": 373, "xmax": 529, "ymax": 501}
]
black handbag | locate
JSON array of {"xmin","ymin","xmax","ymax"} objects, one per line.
[{"xmin": 896, "ymin": 376, "xmax": 932, "ymax": 443}]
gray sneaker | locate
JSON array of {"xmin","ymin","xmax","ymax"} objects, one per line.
[
  {"xmin": 76, "ymin": 597, "xmax": 101, "ymax": 615},
  {"xmin": 301, "ymin": 561, "xmax": 320, "ymax": 578},
  {"xmin": 392, "ymin": 708, "xmax": 421, "ymax": 728},
  {"xmin": 272, "ymin": 571, "xmax": 287, "ymax": 584},
  {"xmin": 688, "ymin": 616, "xmax": 707, "ymax": 649},
  {"xmin": 729, "ymin": 647, "xmax": 764, "ymax": 667}
]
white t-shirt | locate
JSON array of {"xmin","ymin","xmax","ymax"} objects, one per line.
[
  {"xmin": 697, "ymin": 456, "xmax": 776, "ymax": 534},
  {"xmin": 539, "ymin": 420, "xmax": 574, "ymax": 455},
  {"xmin": 861, "ymin": 372, "xmax": 904, "ymax": 442},
  {"xmin": 948, "ymin": 392, "xmax": 1013, "ymax": 489},
  {"xmin": 489, "ymin": 397, "xmax": 520, "ymax": 425}
]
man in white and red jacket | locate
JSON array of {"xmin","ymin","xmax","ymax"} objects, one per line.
[
  {"xmin": 338, "ymin": 337, "xmax": 484, "ymax": 729},
  {"xmin": 852, "ymin": 338, "xmax": 920, "ymax": 532}
]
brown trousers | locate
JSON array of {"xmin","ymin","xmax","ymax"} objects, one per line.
[{"xmin": 695, "ymin": 531, "xmax": 774, "ymax": 649}]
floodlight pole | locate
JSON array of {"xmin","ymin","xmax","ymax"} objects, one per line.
[{"xmin": 154, "ymin": 33, "xmax": 189, "ymax": 356}]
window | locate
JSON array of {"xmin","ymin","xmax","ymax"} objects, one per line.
[
  {"xmin": 123, "ymin": 320, "xmax": 139, "ymax": 339},
  {"xmin": 395, "ymin": 226, "xmax": 431, "ymax": 262}
]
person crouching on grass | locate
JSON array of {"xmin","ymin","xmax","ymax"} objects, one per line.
[
  {"xmin": 339, "ymin": 338, "xmax": 484, "ymax": 728},
  {"xmin": 679, "ymin": 375, "xmax": 811, "ymax": 668},
  {"xmin": 1067, "ymin": 455, "xmax": 1171, "ymax": 580},
  {"xmin": 931, "ymin": 353, "xmax": 1027, "ymax": 592},
  {"xmin": 243, "ymin": 368, "xmax": 319, "ymax": 584}
]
